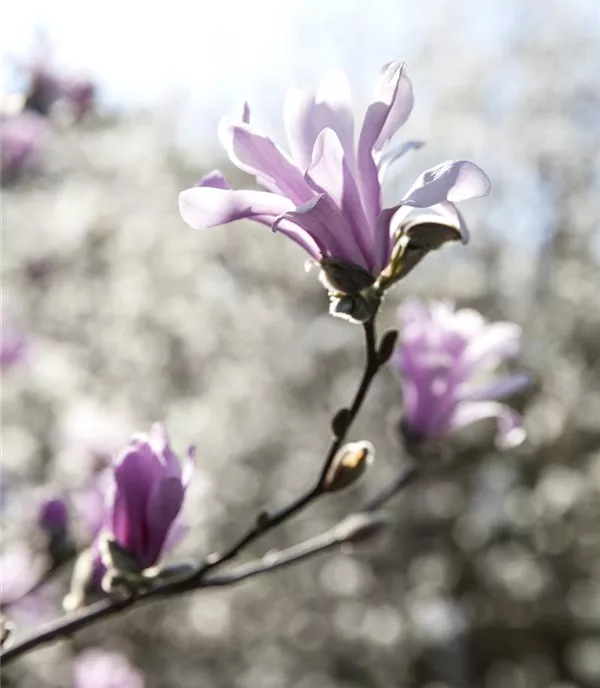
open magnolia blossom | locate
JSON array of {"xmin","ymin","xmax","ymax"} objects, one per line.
[
  {"xmin": 179, "ymin": 62, "xmax": 490, "ymax": 312},
  {"xmin": 391, "ymin": 300, "xmax": 529, "ymax": 449}
]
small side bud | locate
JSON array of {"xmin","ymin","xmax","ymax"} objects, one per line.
[
  {"xmin": 323, "ymin": 441, "xmax": 374, "ymax": 493},
  {"xmin": 331, "ymin": 408, "xmax": 351, "ymax": 438},
  {"xmin": 377, "ymin": 329, "xmax": 399, "ymax": 365},
  {"xmin": 319, "ymin": 258, "xmax": 375, "ymax": 296}
]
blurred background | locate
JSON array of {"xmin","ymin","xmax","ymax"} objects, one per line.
[{"xmin": 2, "ymin": 0, "xmax": 599, "ymax": 686}]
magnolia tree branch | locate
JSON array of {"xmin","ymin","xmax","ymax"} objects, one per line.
[{"xmin": 1, "ymin": 316, "xmax": 412, "ymax": 666}]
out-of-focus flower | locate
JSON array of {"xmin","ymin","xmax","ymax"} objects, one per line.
[
  {"xmin": 22, "ymin": 62, "xmax": 96, "ymax": 121},
  {"xmin": 38, "ymin": 496, "xmax": 69, "ymax": 537},
  {"xmin": 61, "ymin": 77, "xmax": 96, "ymax": 121},
  {"xmin": 23, "ymin": 66, "xmax": 63, "ymax": 116},
  {"xmin": 0, "ymin": 314, "xmax": 29, "ymax": 369},
  {"xmin": 73, "ymin": 648, "xmax": 144, "ymax": 688},
  {"xmin": 179, "ymin": 62, "xmax": 490, "ymax": 299},
  {"xmin": 0, "ymin": 543, "xmax": 43, "ymax": 606},
  {"xmin": 97, "ymin": 423, "xmax": 194, "ymax": 572},
  {"xmin": 391, "ymin": 300, "xmax": 529, "ymax": 449},
  {"xmin": 1, "ymin": 111, "xmax": 48, "ymax": 181}
]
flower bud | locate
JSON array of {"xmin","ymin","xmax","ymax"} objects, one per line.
[{"xmin": 323, "ymin": 441, "xmax": 374, "ymax": 493}]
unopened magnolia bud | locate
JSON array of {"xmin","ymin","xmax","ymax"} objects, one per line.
[
  {"xmin": 323, "ymin": 441, "xmax": 374, "ymax": 492},
  {"xmin": 319, "ymin": 258, "xmax": 375, "ymax": 296}
]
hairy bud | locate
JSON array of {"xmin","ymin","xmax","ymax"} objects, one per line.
[{"xmin": 323, "ymin": 441, "xmax": 374, "ymax": 492}]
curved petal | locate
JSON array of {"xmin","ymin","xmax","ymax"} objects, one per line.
[
  {"xmin": 179, "ymin": 187, "xmax": 294, "ymax": 229},
  {"xmin": 357, "ymin": 63, "xmax": 413, "ymax": 223},
  {"xmin": 194, "ymin": 169, "xmax": 232, "ymax": 190},
  {"xmin": 401, "ymin": 160, "xmax": 491, "ymax": 209},
  {"xmin": 284, "ymin": 87, "xmax": 319, "ymax": 171},
  {"xmin": 144, "ymin": 477, "xmax": 185, "ymax": 568},
  {"xmin": 463, "ymin": 373, "xmax": 530, "ymax": 402},
  {"xmin": 148, "ymin": 423, "xmax": 181, "ymax": 477},
  {"xmin": 378, "ymin": 139, "xmax": 425, "ymax": 181},
  {"xmin": 218, "ymin": 121, "xmax": 313, "ymax": 205},
  {"xmin": 449, "ymin": 401, "xmax": 526, "ymax": 449},
  {"xmin": 284, "ymin": 69, "xmax": 355, "ymax": 172},
  {"xmin": 273, "ymin": 194, "xmax": 367, "ymax": 268},
  {"xmin": 360, "ymin": 62, "xmax": 413, "ymax": 154},
  {"xmin": 161, "ymin": 521, "xmax": 189, "ymax": 554},
  {"xmin": 113, "ymin": 444, "xmax": 161, "ymax": 559},
  {"xmin": 461, "ymin": 322, "xmax": 522, "ymax": 371},
  {"xmin": 373, "ymin": 205, "xmax": 399, "ymax": 271},
  {"xmin": 307, "ymin": 128, "xmax": 373, "ymax": 270},
  {"xmin": 315, "ymin": 68, "xmax": 355, "ymax": 164}
]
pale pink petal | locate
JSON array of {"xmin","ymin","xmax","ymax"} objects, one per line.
[
  {"xmin": 307, "ymin": 128, "xmax": 373, "ymax": 269},
  {"xmin": 401, "ymin": 160, "xmax": 491, "ymax": 208},
  {"xmin": 218, "ymin": 121, "xmax": 313, "ymax": 205},
  {"xmin": 463, "ymin": 373, "xmax": 530, "ymax": 402},
  {"xmin": 449, "ymin": 401, "xmax": 526, "ymax": 449},
  {"xmin": 179, "ymin": 187, "xmax": 294, "ymax": 229},
  {"xmin": 273, "ymin": 194, "xmax": 367, "ymax": 268}
]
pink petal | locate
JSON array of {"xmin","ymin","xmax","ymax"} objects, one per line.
[
  {"xmin": 401, "ymin": 160, "xmax": 491, "ymax": 209},
  {"xmin": 273, "ymin": 194, "xmax": 367, "ymax": 268},
  {"xmin": 307, "ymin": 128, "xmax": 373, "ymax": 270},
  {"xmin": 218, "ymin": 121, "xmax": 313, "ymax": 205},
  {"xmin": 357, "ymin": 63, "xmax": 413, "ymax": 223},
  {"xmin": 449, "ymin": 401, "xmax": 526, "ymax": 449},
  {"xmin": 179, "ymin": 187, "xmax": 294, "ymax": 229}
]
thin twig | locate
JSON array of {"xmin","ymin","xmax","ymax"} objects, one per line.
[
  {"xmin": 1, "ymin": 316, "xmax": 398, "ymax": 666},
  {"xmin": 188, "ymin": 316, "xmax": 381, "ymax": 580}
]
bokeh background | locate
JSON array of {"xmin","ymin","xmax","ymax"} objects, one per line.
[{"xmin": 2, "ymin": 0, "xmax": 600, "ymax": 686}]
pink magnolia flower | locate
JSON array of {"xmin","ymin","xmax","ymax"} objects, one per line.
[
  {"xmin": 179, "ymin": 62, "xmax": 490, "ymax": 290},
  {"xmin": 391, "ymin": 300, "xmax": 529, "ymax": 449}
]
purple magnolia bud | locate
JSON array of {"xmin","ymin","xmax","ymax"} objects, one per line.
[
  {"xmin": 73, "ymin": 649, "xmax": 144, "ymax": 688},
  {"xmin": 100, "ymin": 423, "xmax": 194, "ymax": 571},
  {"xmin": 391, "ymin": 300, "xmax": 529, "ymax": 449},
  {"xmin": 38, "ymin": 497, "xmax": 69, "ymax": 535}
]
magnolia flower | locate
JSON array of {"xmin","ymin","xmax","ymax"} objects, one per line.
[
  {"xmin": 97, "ymin": 423, "xmax": 193, "ymax": 571},
  {"xmin": 392, "ymin": 300, "xmax": 528, "ymax": 449},
  {"xmin": 1, "ymin": 111, "xmax": 47, "ymax": 181},
  {"xmin": 73, "ymin": 649, "xmax": 144, "ymax": 688},
  {"xmin": 22, "ymin": 61, "xmax": 96, "ymax": 121},
  {"xmin": 179, "ymin": 62, "xmax": 490, "ymax": 299}
]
